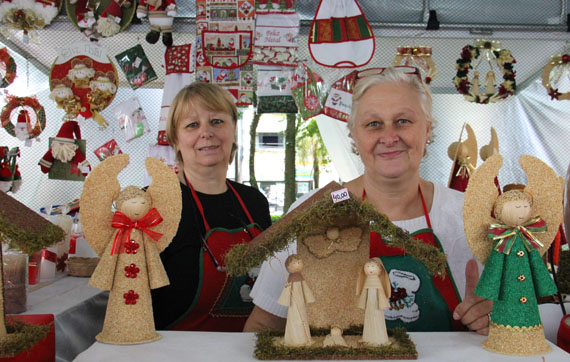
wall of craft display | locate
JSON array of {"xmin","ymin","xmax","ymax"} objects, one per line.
[{"xmin": 0, "ymin": 1, "xmax": 569, "ymax": 214}]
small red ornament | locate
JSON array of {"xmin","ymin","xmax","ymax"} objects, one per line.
[
  {"xmin": 561, "ymin": 54, "xmax": 570, "ymax": 63},
  {"xmin": 124, "ymin": 263, "xmax": 140, "ymax": 278},
  {"xmin": 124, "ymin": 290, "xmax": 139, "ymax": 305},
  {"xmin": 124, "ymin": 239, "xmax": 140, "ymax": 254}
]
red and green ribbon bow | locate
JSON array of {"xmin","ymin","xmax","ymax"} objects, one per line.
[
  {"xmin": 488, "ymin": 216, "xmax": 546, "ymax": 255},
  {"xmin": 110, "ymin": 208, "xmax": 163, "ymax": 255}
]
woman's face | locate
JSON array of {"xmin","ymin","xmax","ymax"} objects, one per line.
[
  {"xmin": 351, "ymin": 82, "xmax": 431, "ymax": 180},
  {"xmin": 176, "ymin": 101, "xmax": 236, "ymax": 171}
]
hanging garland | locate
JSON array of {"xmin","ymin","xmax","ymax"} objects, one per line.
[
  {"xmin": 453, "ymin": 40, "xmax": 516, "ymax": 104},
  {"xmin": 0, "ymin": 47, "xmax": 17, "ymax": 88},
  {"xmin": 392, "ymin": 46, "xmax": 437, "ymax": 84},
  {"xmin": 541, "ymin": 54, "xmax": 570, "ymax": 101},
  {"xmin": 1, "ymin": 95, "xmax": 46, "ymax": 140}
]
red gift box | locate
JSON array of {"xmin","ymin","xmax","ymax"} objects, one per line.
[{"xmin": 1, "ymin": 314, "xmax": 55, "ymax": 362}]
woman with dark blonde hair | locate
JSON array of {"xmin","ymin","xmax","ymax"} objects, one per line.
[{"xmin": 151, "ymin": 82, "xmax": 271, "ymax": 331}]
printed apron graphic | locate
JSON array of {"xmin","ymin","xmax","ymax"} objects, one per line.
[{"xmin": 385, "ymin": 269, "xmax": 420, "ymax": 323}]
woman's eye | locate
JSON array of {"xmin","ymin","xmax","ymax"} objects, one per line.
[
  {"xmin": 366, "ymin": 121, "xmax": 380, "ymax": 128},
  {"xmin": 185, "ymin": 122, "xmax": 199, "ymax": 129},
  {"xmin": 397, "ymin": 118, "xmax": 411, "ymax": 125},
  {"xmin": 211, "ymin": 118, "xmax": 224, "ymax": 125}
]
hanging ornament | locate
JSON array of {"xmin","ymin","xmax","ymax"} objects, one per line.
[
  {"xmin": 0, "ymin": 146, "xmax": 22, "ymax": 193},
  {"xmin": 541, "ymin": 53, "xmax": 570, "ymax": 101},
  {"xmin": 453, "ymin": 39, "xmax": 517, "ymax": 104},
  {"xmin": 49, "ymin": 42, "xmax": 118, "ymax": 129},
  {"xmin": 0, "ymin": 47, "xmax": 17, "ymax": 88},
  {"xmin": 0, "ymin": 0, "xmax": 61, "ymax": 43},
  {"xmin": 136, "ymin": 0, "xmax": 177, "ymax": 46},
  {"xmin": 1, "ymin": 95, "xmax": 46, "ymax": 141},
  {"xmin": 66, "ymin": 0, "xmax": 136, "ymax": 40},
  {"xmin": 392, "ymin": 46, "xmax": 437, "ymax": 84},
  {"xmin": 308, "ymin": 0, "xmax": 374, "ymax": 68}
]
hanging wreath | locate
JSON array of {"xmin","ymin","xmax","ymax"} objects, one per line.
[
  {"xmin": 393, "ymin": 46, "xmax": 437, "ymax": 84},
  {"xmin": 453, "ymin": 40, "xmax": 516, "ymax": 104},
  {"xmin": 541, "ymin": 54, "xmax": 570, "ymax": 101},
  {"xmin": 0, "ymin": 47, "xmax": 17, "ymax": 88},
  {"xmin": 1, "ymin": 95, "xmax": 46, "ymax": 140}
]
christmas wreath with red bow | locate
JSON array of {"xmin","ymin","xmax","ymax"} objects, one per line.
[
  {"xmin": 1, "ymin": 95, "xmax": 46, "ymax": 140},
  {"xmin": 0, "ymin": 47, "xmax": 17, "ymax": 88},
  {"xmin": 541, "ymin": 54, "xmax": 570, "ymax": 101}
]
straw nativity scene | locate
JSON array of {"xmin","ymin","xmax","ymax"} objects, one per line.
[
  {"xmin": 225, "ymin": 181, "xmax": 448, "ymax": 360},
  {"xmin": 80, "ymin": 154, "xmax": 182, "ymax": 345},
  {"xmin": 464, "ymin": 154, "xmax": 562, "ymax": 355}
]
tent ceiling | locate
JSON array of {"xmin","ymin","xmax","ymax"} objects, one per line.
[{"xmin": 1, "ymin": 0, "xmax": 569, "ymax": 94}]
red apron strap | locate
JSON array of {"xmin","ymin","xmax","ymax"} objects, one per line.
[
  {"xmin": 418, "ymin": 185, "xmax": 432, "ymax": 229},
  {"xmin": 184, "ymin": 173, "xmax": 210, "ymax": 232},
  {"xmin": 226, "ymin": 181, "xmax": 255, "ymax": 225}
]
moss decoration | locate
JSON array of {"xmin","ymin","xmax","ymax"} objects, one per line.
[
  {"xmin": 0, "ymin": 192, "xmax": 65, "ymax": 254},
  {"xmin": 0, "ymin": 319, "xmax": 50, "ymax": 358},
  {"xmin": 225, "ymin": 181, "xmax": 447, "ymax": 278},
  {"xmin": 254, "ymin": 327, "xmax": 417, "ymax": 360}
]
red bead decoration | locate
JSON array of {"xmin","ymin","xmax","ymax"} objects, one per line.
[
  {"xmin": 124, "ymin": 290, "xmax": 139, "ymax": 305},
  {"xmin": 562, "ymin": 54, "xmax": 570, "ymax": 63},
  {"xmin": 124, "ymin": 263, "xmax": 140, "ymax": 278},
  {"xmin": 124, "ymin": 239, "xmax": 140, "ymax": 254}
]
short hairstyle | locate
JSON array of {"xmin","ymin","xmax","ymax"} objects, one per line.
[
  {"xmin": 166, "ymin": 82, "xmax": 238, "ymax": 163},
  {"xmin": 115, "ymin": 186, "xmax": 151, "ymax": 211},
  {"xmin": 348, "ymin": 67, "xmax": 436, "ymax": 144},
  {"xmin": 493, "ymin": 190, "xmax": 533, "ymax": 221}
]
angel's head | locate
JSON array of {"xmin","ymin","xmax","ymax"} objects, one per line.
[
  {"xmin": 115, "ymin": 186, "xmax": 152, "ymax": 221},
  {"xmin": 363, "ymin": 258, "xmax": 384, "ymax": 277},
  {"xmin": 285, "ymin": 254, "xmax": 303, "ymax": 274},
  {"xmin": 493, "ymin": 190, "xmax": 533, "ymax": 227}
]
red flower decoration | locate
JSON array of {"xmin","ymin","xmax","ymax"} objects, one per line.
[
  {"xmin": 548, "ymin": 88, "xmax": 561, "ymax": 100},
  {"xmin": 124, "ymin": 290, "xmax": 139, "ymax": 305},
  {"xmin": 124, "ymin": 263, "xmax": 140, "ymax": 278},
  {"xmin": 57, "ymin": 253, "xmax": 68, "ymax": 272},
  {"xmin": 124, "ymin": 239, "xmax": 140, "ymax": 254},
  {"xmin": 562, "ymin": 54, "xmax": 569, "ymax": 63}
]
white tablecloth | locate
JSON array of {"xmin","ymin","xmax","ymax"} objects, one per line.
[{"xmin": 74, "ymin": 331, "xmax": 569, "ymax": 362}]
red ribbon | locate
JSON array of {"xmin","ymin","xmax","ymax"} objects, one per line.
[
  {"xmin": 41, "ymin": 249, "xmax": 57, "ymax": 263},
  {"xmin": 110, "ymin": 208, "xmax": 163, "ymax": 255}
]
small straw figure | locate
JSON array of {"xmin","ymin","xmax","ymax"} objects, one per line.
[
  {"xmin": 356, "ymin": 258, "xmax": 391, "ymax": 346},
  {"xmin": 464, "ymin": 154, "xmax": 562, "ymax": 355},
  {"xmin": 80, "ymin": 154, "xmax": 181, "ymax": 344},
  {"xmin": 278, "ymin": 254, "xmax": 315, "ymax": 347},
  {"xmin": 447, "ymin": 123, "xmax": 477, "ymax": 192},
  {"xmin": 323, "ymin": 326, "xmax": 348, "ymax": 347}
]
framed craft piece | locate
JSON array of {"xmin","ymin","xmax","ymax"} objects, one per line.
[
  {"xmin": 47, "ymin": 138, "xmax": 88, "ymax": 181},
  {"xmin": 541, "ymin": 53, "xmax": 570, "ymax": 100},
  {"xmin": 0, "ymin": 0, "xmax": 61, "ymax": 43},
  {"xmin": 65, "ymin": 0, "xmax": 136, "ymax": 39},
  {"xmin": 49, "ymin": 42, "xmax": 118, "ymax": 128},
  {"xmin": 115, "ymin": 44, "xmax": 157, "ymax": 90},
  {"xmin": 201, "ymin": 30, "xmax": 253, "ymax": 69}
]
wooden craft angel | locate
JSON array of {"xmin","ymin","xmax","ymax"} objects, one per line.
[
  {"xmin": 278, "ymin": 254, "xmax": 315, "ymax": 347},
  {"xmin": 448, "ymin": 123, "xmax": 477, "ymax": 192},
  {"xmin": 479, "ymin": 127, "xmax": 501, "ymax": 192},
  {"xmin": 464, "ymin": 154, "xmax": 562, "ymax": 355},
  {"xmin": 356, "ymin": 258, "xmax": 391, "ymax": 346},
  {"xmin": 80, "ymin": 154, "xmax": 182, "ymax": 344}
]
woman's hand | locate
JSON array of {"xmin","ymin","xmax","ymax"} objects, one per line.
[
  {"xmin": 453, "ymin": 258, "xmax": 493, "ymax": 335},
  {"xmin": 243, "ymin": 306, "xmax": 286, "ymax": 332}
]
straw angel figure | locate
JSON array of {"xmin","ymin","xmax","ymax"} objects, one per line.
[
  {"xmin": 464, "ymin": 154, "xmax": 562, "ymax": 355},
  {"xmin": 447, "ymin": 123, "xmax": 477, "ymax": 192},
  {"xmin": 356, "ymin": 258, "xmax": 391, "ymax": 346},
  {"xmin": 80, "ymin": 154, "xmax": 182, "ymax": 344},
  {"xmin": 278, "ymin": 254, "xmax": 315, "ymax": 347}
]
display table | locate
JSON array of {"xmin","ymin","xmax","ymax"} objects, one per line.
[
  {"xmin": 74, "ymin": 331, "xmax": 569, "ymax": 362},
  {"xmin": 23, "ymin": 276, "xmax": 108, "ymax": 362}
]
